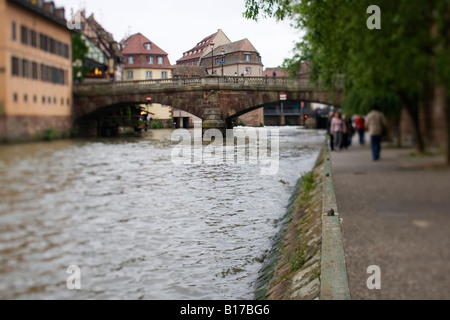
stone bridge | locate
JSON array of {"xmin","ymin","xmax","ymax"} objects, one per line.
[{"xmin": 73, "ymin": 76, "xmax": 343, "ymax": 130}]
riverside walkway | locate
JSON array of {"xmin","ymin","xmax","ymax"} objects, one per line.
[{"xmin": 331, "ymin": 138, "xmax": 450, "ymax": 300}]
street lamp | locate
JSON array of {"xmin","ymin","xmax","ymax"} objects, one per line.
[
  {"xmin": 221, "ymin": 48, "xmax": 225, "ymax": 76},
  {"xmin": 210, "ymin": 42, "xmax": 215, "ymax": 75}
]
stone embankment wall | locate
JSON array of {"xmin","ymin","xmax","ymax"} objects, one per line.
[
  {"xmin": 255, "ymin": 149, "xmax": 325, "ymax": 300},
  {"xmin": 255, "ymin": 144, "xmax": 350, "ymax": 300}
]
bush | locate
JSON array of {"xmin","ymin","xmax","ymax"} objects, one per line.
[
  {"xmin": 150, "ymin": 120, "xmax": 164, "ymax": 129},
  {"xmin": 43, "ymin": 128, "xmax": 58, "ymax": 141}
]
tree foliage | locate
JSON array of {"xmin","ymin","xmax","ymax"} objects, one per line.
[
  {"xmin": 72, "ymin": 32, "xmax": 89, "ymax": 82},
  {"xmin": 244, "ymin": 0, "xmax": 450, "ymax": 155}
]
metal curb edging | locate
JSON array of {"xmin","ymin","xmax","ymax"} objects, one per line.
[{"xmin": 320, "ymin": 139, "xmax": 351, "ymax": 300}]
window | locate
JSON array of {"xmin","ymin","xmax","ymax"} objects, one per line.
[
  {"xmin": 128, "ymin": 56, "xmax": 134, "ymax": 64},
  {"xmin": 20, "ymin": 25, "xmax": 28, "ymax": 45},
  {"xmin": 24, "ymin": 94, "xmax": 28, "ymax": 103},
  {"xmin": 22, "ymin": 59, "xmax": 29, "ymax": 78},
  {"xmin": 157, "ymin": 57, "xmax": 163, "ymax": 65},
  {"xmin": 161, "ymin": 72, "xmax": 168, "ymax": 79},
  {"xmin": 13, "ymin": 93, "xmax": 18, "ymax": 102},
  {"xmin": 145, "ymin": 43, "xmax": 152, "ymax": 50},
  {"xmin": 127, "ymin": 70, "xmax": 133, "ymax": 79},
  {"xmin": 59, "ymin": 69, "xmax": 65, "ymax": 85},
  {"xmin": 40, "ymin": 64, "xmax": 46, "ymax": 81},
  {"xmin": 55, "ymin": 40, "xmax": 61, "ymax": 56},
  {"xmin": 246, "ymin": 67, "xmax": 252, "ymax": 75},
  {"xmin": 40, "ymin": 33, "xmax": 48, "ymax": 51},
  {"xmin": 245, "ymin": 54, "xmax": 251, "ymax": 62},
  {"xmin": 63, "ymin": 44, "xmax": 69, "ymax": 58},
  {"xmin": 51, "ymin": 67, "xmax": 57, "ymax": 83},
  {"xmin": 147, "ymin": 56, "xmax": 154, "ymax": 64},
  {"xmin": 11, "ymin": 57, "xmax": 19, "ymax": 76},
  {"xmin": 30, "ymin": 30, "xmax": 37, "ymax": 47},
  {"xmin": 12, "ymin": 21, "xmax": 16, "ymax": 41},
  {"xmin": 49, "ymin": 38, "xmax": 55, "ymax": 54},
  {"xmin": 32, "ymin": 62, "xmax": 38, "ymax": 79},
  {"xmin": 146, "ymin": 71, "xmax": 152, "ymax": 80}
]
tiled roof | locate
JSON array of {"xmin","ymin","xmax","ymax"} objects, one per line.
[
  {"xmin": 9, "ymin": 0, "xmax": 67, "ymax": 28},
  {"xmin": 204, "ymin": 38, "xmax": 259, "ymax": 57},
  {"xmin": 121, "ymin": 33, "xmax": 172, "ymax": 69},
  {"xmin": 172, "ymin": 66, "xmax": 207, "ymax": 77},
  {"xmin": 176, "ymin": 31, "xmax": 217, "ymax": 63},
  {"xmin": 85, "ymin": 13, "xmax": 123, "ymax": 59},
  {"xmin": 263, "ymin": 68, "xmax": 288, "ymax": 77},
  {"xmin": 121, "ymin": 33, "xmax": 169, "ymax": 56},
  {"xmin": 87, "ymin": 14, "xmax": 115, "ymax": 44}
]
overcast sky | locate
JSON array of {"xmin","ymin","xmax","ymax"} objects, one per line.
[{"xmin": 57, "ymin": 0, "xmax": 303, "ymax": 68}]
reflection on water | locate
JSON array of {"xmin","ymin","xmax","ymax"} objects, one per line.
[{"xmin": 0, "ymin": 127, "xmax": 325, "ymax": 299}]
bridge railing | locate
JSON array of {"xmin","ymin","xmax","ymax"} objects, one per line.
[{"xmin": 75, "ymin": 76, "xmax": 325, "ymax": 91}]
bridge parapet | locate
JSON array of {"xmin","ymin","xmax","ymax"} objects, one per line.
[
  {"xmin": 73, "ymin": 76, "xmax": 336, "ymax": 94},
  {"xmin": 73, "ymin": 76, "xmax": 344, "ymax": 131}
]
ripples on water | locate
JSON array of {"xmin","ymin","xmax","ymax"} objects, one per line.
[{"xmin": 0, "ymin": 127, "xmax": 325, "ymax": 300}]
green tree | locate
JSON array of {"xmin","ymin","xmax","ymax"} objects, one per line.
[
  {"xmin": 72, "ymin": 32, "xmax": 88, "ymax": 82},
  {"xmin": 244, "ymin": 0, "xmax": 450, "ymax": 160}
]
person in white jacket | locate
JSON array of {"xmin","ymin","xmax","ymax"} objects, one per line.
[{"xmin": 365, "ymin": 105, "xmax": 387, "ymax": 161}]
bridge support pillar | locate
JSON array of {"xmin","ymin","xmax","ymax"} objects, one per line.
[{"xmin": 202, "ymin": 108, "xmax": 226, "ymax": 134}]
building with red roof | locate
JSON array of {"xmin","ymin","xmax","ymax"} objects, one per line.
[
  {"xmin": 176, "ymin": 29, "xmax": 231, "ymax": 68},
  {"xmin": 120, "ymin": 33, "xmax": 173, "ymax": 81},
  {"xmin": 201, "ymin": 38, "xmax": 263, "ymax": 76}
]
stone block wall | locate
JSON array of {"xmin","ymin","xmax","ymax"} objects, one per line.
[
  {"xmin": 237, "ymin": 108, "xmax": 264, "ymax": 127},
  {"xmin": 0, "ymin": 115, "xmax": 73, "ymax": 142}
]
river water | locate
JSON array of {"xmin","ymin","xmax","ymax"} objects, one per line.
[{"xmin": 0, "ymin": 127, "xmax": 325, "ymax": 300}]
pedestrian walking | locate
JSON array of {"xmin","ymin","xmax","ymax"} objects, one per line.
[
  {"xmin": 342, "ymin": 114, "xmax": 354, "ymax": 149},
  {"xmin": 327, "ymin": 111, "xmax": 335, "ymax": 151},
  {"xmin": 365, "ymin": 105, "xmax": 388, "ymax": 161},
  {"xmin": 330, "ymin": 112, "xmax": 345, "ymax": 151},
  {"xmin": 354, "ymin": 115, "xmax": 366, "ymax": 145}
]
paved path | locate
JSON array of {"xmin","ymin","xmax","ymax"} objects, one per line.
[{"xmin": 331, "ymin": 137, "xmax": 450, "ymax": 300}]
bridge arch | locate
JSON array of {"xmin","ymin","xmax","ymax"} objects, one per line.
[
  {"xmin": 73, "ymin": 77, "xmax": 343, "ymax": 132},
  {"xmin": 73, "ymin": 91, "xmax": 209, "ymax": 120}
]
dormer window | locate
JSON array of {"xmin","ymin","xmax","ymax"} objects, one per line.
[{"xmin": 144, "ymin": 42, "xmax": 152, "ymax": 50}]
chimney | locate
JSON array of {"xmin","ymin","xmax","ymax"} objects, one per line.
[
  {"xmin": 43, "ymin": 1, "xmax": 55, "ymax": 13},
  {"xmin": 55, "ymin": 7, "xmax": 65, "ymax": 20}
]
